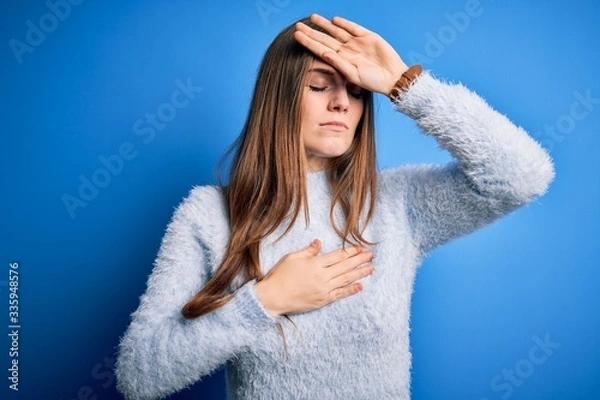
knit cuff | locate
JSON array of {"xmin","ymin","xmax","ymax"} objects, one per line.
[
  {"xmin": 229, "ymin": 279, "xmax": 278, "ymax": 331},
  {"xmin": 391, "ymin": 70, "xmax": 439, "ymax": 119}
]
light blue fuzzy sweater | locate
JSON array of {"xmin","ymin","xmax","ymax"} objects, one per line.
[{"xmin": 115, "ymin": 71, "xmax": 554, "ymax": 400}]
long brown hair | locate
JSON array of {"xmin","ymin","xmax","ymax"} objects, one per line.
[{"xmin": 182, "ymin": 17, "xmax": 377, "ymax": 325}]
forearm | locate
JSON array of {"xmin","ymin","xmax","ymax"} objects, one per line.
[
  {"xmin": 394, "ymin": 71, "xmax": 555, "ymax": 205},
  {"xmin": 115, "ymin": 186, "xmax": 277, "ymax": 400},
  {"xmin": 116, "ymin": 279, "xmax": 275, "ymax": 400},
  {"xmin": 381, "ymin": 71, "xmax": 555, "ymax": 253}
]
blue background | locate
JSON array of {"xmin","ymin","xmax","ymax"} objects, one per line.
[{"xmin": 1, "ymin": 1, "xmax": 599, "ymax": 399}]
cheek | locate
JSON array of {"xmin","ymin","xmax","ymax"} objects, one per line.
[
  {"xmin": 350, "ymin": 101, "xmax": 365, "ymax": 127},
  {"xmin": 300, "ymin": 92, "xmax": 322, "ymax": 123}
]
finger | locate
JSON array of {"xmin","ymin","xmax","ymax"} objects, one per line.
[
  {"xmin": 328, "ymin": 282, "xmax": 363, "ymax": 303},
  {"xmin": 302, "ymin": 239, "xmax": 322, "ymax": 257},
  {"xmin": 317, "ymin": 245, "xmax": 363, "ymax": 267},
  {"xmin": 308, "ymin": 13, "xmax": 353, "ymax": 43},
  {"xmin": 294, "ymin": 23, "xmax": 342, "ymax": 54},
  {"xmin": 331, "ymin": 15, "xmax": 372, "ymax": 37},
  {"xmin": 319, "ymin": 51, "xmax": 360, "ymax": 84},
  {"xmin": 328, "ymin": 264, "xmax": 373, "ymax": 290},
  {"xmin": 326, "ymin": 250, "xmax": 373, "ymax": 279}
]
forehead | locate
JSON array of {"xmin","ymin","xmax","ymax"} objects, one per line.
[{"xmin": 308, "ymin": 59, "xmax": 342, "ymax": 77}]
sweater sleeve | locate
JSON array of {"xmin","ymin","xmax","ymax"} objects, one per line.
[
  {"xmin": 114, "ymin": 187, "xmax": 277, "ymax": 400},
  {"xmin": 381, "ymin": 71, "xmax": 555, "ymax": 254}
]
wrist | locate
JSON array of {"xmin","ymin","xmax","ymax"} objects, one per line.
[
  {"xmin": 385, "ymin": 63, "xmax": 409, "ymax": 95},
  {"xmin": 388, "ymin": 64, "xmax": 423, "ymax": 102},
  {"xmin": 254, "ymin": 280, "xmax": 284, "ymax": 317}
]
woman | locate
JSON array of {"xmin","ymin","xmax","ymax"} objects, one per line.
[{"xmin": 115, "ymin": 14, "xmax": 554, "ymax": 400}]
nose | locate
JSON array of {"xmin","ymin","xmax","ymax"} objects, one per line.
[{"xmin": 328, "ymin": 86, "xmax": 350, "ymax": 113}]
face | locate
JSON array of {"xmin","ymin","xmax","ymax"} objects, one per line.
[{"xmin": 300, "ymin": 59, "xmax": 365, "ymax": 171}]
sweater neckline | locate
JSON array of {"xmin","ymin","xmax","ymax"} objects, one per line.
[
  {"xmin": 306, "ymin": 169, "xmax": 331, "ymax": 197},
  {"xmin": 307, "ymin": 168, "xmax": 327, "ymax": 177}
]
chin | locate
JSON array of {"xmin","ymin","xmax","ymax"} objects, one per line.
[
  {"xmin": 306, "ymin": 143, "xmax": 353, "ymax": 164},
  {"xmin": 319, "ymin": 151, "xmax": 349, "ymax": 159},
  {"xmin": 315, "ymin": 145, "xmax": 352, "ymax": 157}
]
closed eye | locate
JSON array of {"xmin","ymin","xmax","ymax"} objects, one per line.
[
  {"xmin": 309, "ymin": 85, "xmax": 363, "ymax": 99},
  {"xmin": 348, "ymin": 89, "xmax": 363, "ymax": 99},
  {"xmin": 347, "ymin": 83, "xmax": 364, "ymax": 99},
  {"xmin": 309, "ymin": 85, "xmax": 327, "ymax": 92}
]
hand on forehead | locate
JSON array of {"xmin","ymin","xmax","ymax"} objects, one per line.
[{"xmin": 294, "ymin": 13, "xmax": 408, "ymax": 96}]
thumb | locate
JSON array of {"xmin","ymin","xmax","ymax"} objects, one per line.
[{"xmin": 304, "ymin": 239, "xmax": 322, "ymax": 256}]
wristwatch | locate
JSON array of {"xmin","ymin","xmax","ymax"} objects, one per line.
[{"xmin": 388, "ymin": 64, "xmax": 423, "ymax": 102}]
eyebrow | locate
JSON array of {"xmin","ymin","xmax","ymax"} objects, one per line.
[{"xmin": 307, "ymin": 67, "xmax": 336, "ymax": 76}]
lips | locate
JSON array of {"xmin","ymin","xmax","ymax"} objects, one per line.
[{"xmin": 319, "ymin": 121, "xmax": 348, "ymax": 130}]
